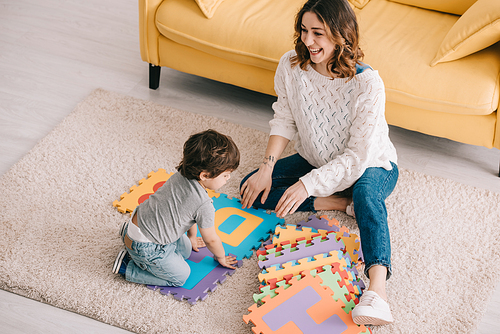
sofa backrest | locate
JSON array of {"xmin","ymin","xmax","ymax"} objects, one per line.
[{"xmin": 389, "ymin": 0, "xmax": 476, "ymax": 15}]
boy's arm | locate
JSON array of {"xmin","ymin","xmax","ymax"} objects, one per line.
[
  {"xmin": 187, "ymin": 224, "xmax": 206, "ymax": 252},
  {"xmin": 199, "ymin": 226, "xmax": 237, "ymax": 269}
]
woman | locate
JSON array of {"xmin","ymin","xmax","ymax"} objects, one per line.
[{"xmin": 240, "ymin": 0, "xmax": 398, "ymax": 325}]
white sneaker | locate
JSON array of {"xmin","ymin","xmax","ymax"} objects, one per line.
[{"xmin": 352, "ymin": 291, "xmax": 394, "ymax": 325}]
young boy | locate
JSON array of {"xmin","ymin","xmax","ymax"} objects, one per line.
[{"xmin": 112, "ymin": 129, "xmax": 240, "ymax": 287}]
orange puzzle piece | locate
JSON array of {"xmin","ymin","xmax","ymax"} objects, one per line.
[
  {"xmin": 272, "ymin": 225, "xmax": 329, "ymax": 247},
  {"xmin": 244, "ymin": 271, "xmax": 369, "ymax": 334}
]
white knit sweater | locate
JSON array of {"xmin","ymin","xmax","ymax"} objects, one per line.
[{"xmin": 269, "ymin": 50, "xmax": 398, "ymax": 197}]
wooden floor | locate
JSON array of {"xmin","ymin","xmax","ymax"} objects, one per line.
[{"xmin": 1, "ymin": 0, "xmax": 499, "ymax": 332}]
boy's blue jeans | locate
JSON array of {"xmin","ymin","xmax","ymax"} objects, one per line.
[
  {"xmin": 122, "ymin": 223, "xmax": 192, "ymax": 286},
  {"xmin": 240, "ymin": 153, "xmax": 399, "ymax": 279}
]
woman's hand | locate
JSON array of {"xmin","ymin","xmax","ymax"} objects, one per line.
[
  {"xmin": 275, "ymin": 180, "xmax": 308, "ymax": 217},
  {"xmin": 241, "ymin": 135, "xmax": 290, "ymax": 209},
  {"xmin": 240, "ymin": 167, "xmax": 272, "ymax": 209}
]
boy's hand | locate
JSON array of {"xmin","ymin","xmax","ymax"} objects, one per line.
[
  {"xmin": 215, "ymin": 255, "xmax": 238, "ymax": 269},
  {"xmin": 190, "ymin": 236, "xmax": 206, "ymax": 252}
]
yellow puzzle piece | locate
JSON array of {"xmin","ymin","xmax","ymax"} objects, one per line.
[
  {"xmin": 113, "ymin": 169, "xmax": 221, "ymax": 215},
  {"xmin": 272, "ymin": 225, "xmax": 330, "ymax": 247},
  {"xmin": 321, "ymin": 216, "xmax": 362, "ymax": 265}
]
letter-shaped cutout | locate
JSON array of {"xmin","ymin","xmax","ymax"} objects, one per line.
[
  {"xmin": 215, "ymin": 207, "xmax": 263, "ymax": 247},
  {"xmin": 262, "ymin": 286, "xmax": 348, "ymax": 332}
]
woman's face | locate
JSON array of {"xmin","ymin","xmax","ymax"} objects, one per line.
[{"xmin": 300, "ymin": 11, "xmax": 336, "ymax": 70}]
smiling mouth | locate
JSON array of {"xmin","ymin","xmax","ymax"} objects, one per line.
[{"xmin": 309, "ymin": 48, "xmax": 322, "ymax": 55}]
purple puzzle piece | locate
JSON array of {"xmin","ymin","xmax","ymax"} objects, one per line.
[
  {"xmin": 262, "ymin": 285, "xmax": 348, "ymax": 333},
  {"xmin": 259, "ymin": 215, "xmax": 364, "ymax": 265},
  {"xmin": 300, "ymin": 215, "xmax": 365, "ymax": 263},
  {"xmin": 259, "ymin": 234, "xmax": 345, "ymax": 269},
  {"xmin": 260, "ymin": 239, "xmax": 273, "ymax": 249},
  {"xmin": 147, "ymin": 247, "xmax": 242, "ymax": 305},
  {"xmin": 354, "ymin": 246, "xmax": 364, "ymax": 263},
  {"xmin": 297, "ymin": 215, "xmax": 340, "ymax": 232}
]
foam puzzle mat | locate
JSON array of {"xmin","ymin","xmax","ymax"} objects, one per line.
[
  {"xmin": 113, "ymin": 168, "xmax": 220, "ymax": 214},
  {"xmin": 147, "ymin": 247, "xmax": 243, "ymax": 305},
  {"xmin": 203, "ymin": 193, "xmax": 282, "ymax": 259},
  {"xmin": 114, "ymin": 169, "xmax": 368, "ymax": 323},
  {"xmin": 244, "ymin": 271, "xmax": 371, "ymax": 334},
  {"xmin": 114, "ymin": 169, "xmax": 284, "ymax": 304},
  {"xmin": 244, "ymin": 215, "xmax": 368, "ymax": 333}
]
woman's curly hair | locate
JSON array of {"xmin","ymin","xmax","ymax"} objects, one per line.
[
  {"xmin": 177, "ymin": 129, "xmax": 240, "ymax": 180},
  {"xmin": 291, "ymin": 0, "xmax": 364, "ymax": 79}
]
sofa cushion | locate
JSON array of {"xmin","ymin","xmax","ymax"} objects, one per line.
[
  {"xmin": 156, "ymin": 0, "xmax": 301, "ymax": 71},
  {"xmin": 388, "ymin": 0, "xmax": 476, "ymax": 15},
  {"xmin": 156, "ymin": 0, "xmax": 498, "ymax": 116},
  {"xmin": 193, "ymin": 0, "xmax": 369, "ymax": 18},
  {"xmin": 357, "ymin": 0, "xmax": 499, "ymax": 115},
  {"xmin": 194, "ymin": 0, "xmax": 224, "ymax": 19},
  {"xmin": 431, "ymin": 0, "xmax": 500, "ymax": 65}
]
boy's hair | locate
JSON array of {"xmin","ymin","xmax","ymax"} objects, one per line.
[
  {"xmin": 176, "ymin": 129, "xmax": 240, "ymax": 180},
  {"xmin": 291, "ymin": 0, "xmax": 364, "ymax": 79}
]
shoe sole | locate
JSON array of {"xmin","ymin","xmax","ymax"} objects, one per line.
[
  {"xmin": 353, "ymin": 315, "xmax": 393, "ymax": 326},
  {"xmin": 112, "ymin": 249, "xmax": 127, "ymax": 274},
  {"xmin": 119, "ymin": 220, "xmax": 128, "ymax": 238}
]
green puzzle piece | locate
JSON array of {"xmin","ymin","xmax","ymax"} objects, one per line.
[
  {"xmin": 253, "ymin": 265, "xmax": 359, "ymax": 314},
  {"xmin": 253, "ymin": 274, "xmax": 304, "ymax": 303},
  {"xmin": 316, "ymin": 265, "xmax": 357, "ymax": 313}
]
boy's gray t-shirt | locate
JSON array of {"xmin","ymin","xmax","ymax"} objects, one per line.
[{"xmin": 136, "ymin": 172, "xmax": 215, "ymax": 245}]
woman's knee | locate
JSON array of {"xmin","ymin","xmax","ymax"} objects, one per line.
[
  {"xmin": 352, "ymin": 182, "xmax": 377, "ymax": 205},
  {"xmin": 354, "ymin": 165, "xmax": 398, "ymax": 201}
]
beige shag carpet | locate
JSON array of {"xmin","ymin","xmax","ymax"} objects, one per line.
[{"xmin": 0, "ymin": 89, "xmax": 499, "ymax": 334}]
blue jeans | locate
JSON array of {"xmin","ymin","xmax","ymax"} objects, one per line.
[
  {"xmin": 240, "ymin": 153, "xmax": 399, "ymax": 279},
  {"xmin": 122, "ymin": 224, "xmax": 192, "ymax": 286}
]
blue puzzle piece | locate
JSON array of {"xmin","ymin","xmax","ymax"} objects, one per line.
[
  {"xmin": 148, "ymin": 247, "xmax": 243, "ymax": 305},
  {"xmin": 182, "ymin": 253, "xmax": 219, "ymax": 289},
  {"xmin": 197, "ymin": 194, "xmax": 284, "ymax": 259}
]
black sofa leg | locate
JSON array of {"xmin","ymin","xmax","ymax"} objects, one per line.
[{"xmin": 149, "ymin": 64, "xmax": 161, "ymax": 90}]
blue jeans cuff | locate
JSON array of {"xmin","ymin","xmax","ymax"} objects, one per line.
[{"xmin": 305, "ymin": 196, "xmax": 317, "ymax": 213}]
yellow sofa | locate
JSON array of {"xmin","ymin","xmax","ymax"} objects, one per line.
[{"xmin": 139, "ymin": 0, "xmax": 500, "ymax": 156}]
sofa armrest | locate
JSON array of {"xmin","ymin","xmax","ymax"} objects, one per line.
[{"xmin": 139, "ymin": 0, "xmax": 165, "ymax": 65}]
